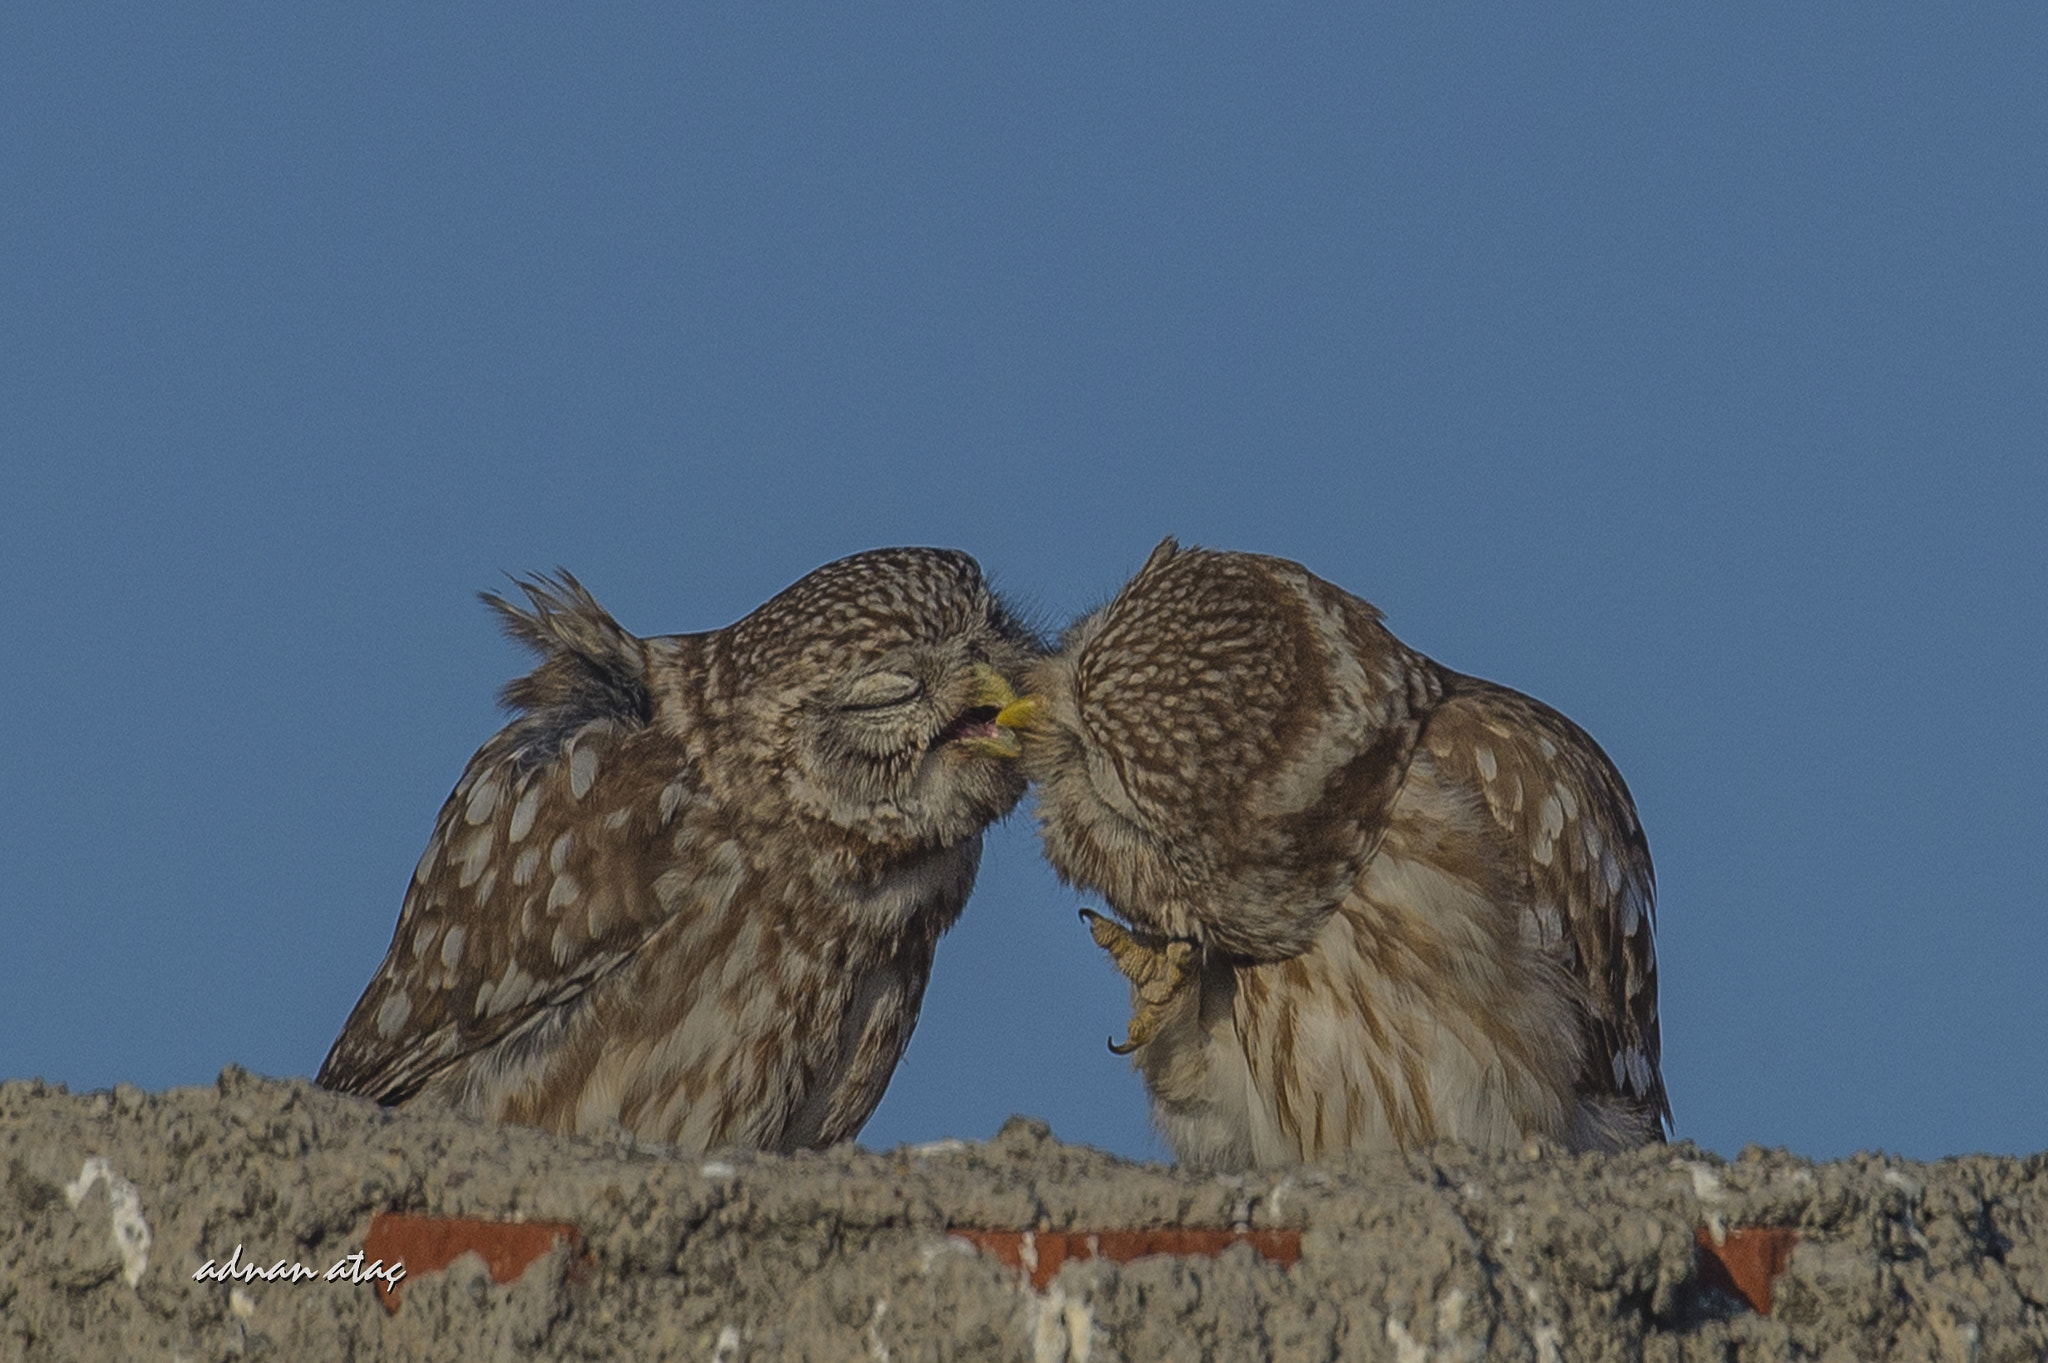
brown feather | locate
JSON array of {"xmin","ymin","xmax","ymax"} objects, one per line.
[
  {"xmin": 320, "ymin": 549, "xmax": 1040, "ymax": 1154},
  {"xmin": 1025, "ymin": 540, "xmax": 1667, "ymax": 1168}
]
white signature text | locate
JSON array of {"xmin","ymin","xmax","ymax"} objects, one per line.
[{"xmin": 192, "ymin": 1245, "xmax": 405, "ymax": 1287}]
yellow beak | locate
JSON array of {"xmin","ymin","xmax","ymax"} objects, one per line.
[{"xmin": 962, "ymin": 663, "xmax": 1044, "ymax": 758}]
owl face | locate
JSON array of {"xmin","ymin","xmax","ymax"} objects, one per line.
[
  {"xmin": 1022, "ymin": 540, "xmax": 1424, "ymax": 959},
  {"xmin": 718, "ymin": 548, "xmax": 1043, "ymax": 856}
]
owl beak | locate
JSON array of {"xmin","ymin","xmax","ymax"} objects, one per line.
[{"xmin": 947, "ymin": 663, "xmax": 1044, "ymax": 758}]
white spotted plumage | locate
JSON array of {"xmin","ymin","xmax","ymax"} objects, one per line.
[
  {"xmin": 1022, "ymin": 539, "xmax": 1668, "ymax": 1169},
  {"xmin": 318, "ymin": 550, "xmax": 1040, "ymax": 1154}
]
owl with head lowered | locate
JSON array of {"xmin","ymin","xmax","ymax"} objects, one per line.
[
  {"xmin": 1021, "ymin": 539, "xmax": 1667, "ymax": 1169},
  {"xmin": 318, "ymin": 548, "xmax": 1041, "ymax": 1154}
]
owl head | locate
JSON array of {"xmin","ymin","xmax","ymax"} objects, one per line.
[
  {"xmin": 1021, "ymin": 538, "xmax": 1431, "ymax": 960},
  {"xmin": 665, "ymin": 547, "xmax": 1046, "ymax": 861}
]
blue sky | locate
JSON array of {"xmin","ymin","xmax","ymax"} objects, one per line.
[{"xmin": 4, "ymin": 6, "xmax": 2042, "ymax": 1163}]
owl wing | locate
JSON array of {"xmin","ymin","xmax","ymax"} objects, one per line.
[
  {"xmin": 1419, "ymin": 674, "xmax": 1669, "ymax": 1134},
  {"xmin": 317, "ymin": 574, "xmax": 695, "ymax": 1105}
]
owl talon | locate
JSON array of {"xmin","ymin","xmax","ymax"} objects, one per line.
[{"xmin": 1081, "ymin": 908, "xmax": 1199, "ymax": 1055}]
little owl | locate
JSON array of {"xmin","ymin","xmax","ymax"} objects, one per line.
[
  {"xmin": 318, "ymin": 548, "xmax": 1040, "ymax": 1153},
  {"xmin": 1021, "ymin": 539, "xmax": 1667, "ymax": 1168}
]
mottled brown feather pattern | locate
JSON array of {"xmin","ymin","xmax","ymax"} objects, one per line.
[
  {"xmin": 1424, "ymin": 675, "xmax": 1669, "ymax": 1133},
  {"xmin": 1024, "ymin": 539, "xmax": 1666, "ymax": 1169},
  {"xmin": 319, "ymin": 550, "xmax": 1039, "ymax": 1154}
]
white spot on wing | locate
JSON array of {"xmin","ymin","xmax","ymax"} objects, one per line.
[
  {"xmin": 488, "ymin": 964, "xmax": 533, "ymax": 1015},
  {"xmin": 376, "ymin": 991, "xmax": 412, "ymax": 1037},
  {"xmin": 508, "ymin": 782, "xmax": 545, "ymax": 843},
  {"xmin": 1540, "ymin": 795, "xmax": 1565, "ymax": 839},
  {"xmin": 1552, "ymin": 781, "xmax": 1578, "ymax": 821},
  {"xmin": 548, "ymin": 874, "xmax": 582, "ymax": 912},
  {"xmin": 1474, "ymin": 744, "xmax": 1497, "ymax": 782},
  {"xmin": 570, "ymin": 744, "xmax": 600, "ymax": 800},
  {"xmin": 440, "ymin": 925, "xmax": 466, "ymax": 968},
  {"xmin": 513, "ymin": 847, "xmax": 542, "ymax": 886},
  {"xmin": 550, "ymin": 832, "xmax": 575, "ymax": 874},
  {"xmin": 464, "ymin": 777, "xmax": 503, "ymax": 826},
  {"xmin": 454, "ymin": 825, "xmax": 494, "ymax": 888},
  {"xmin": 411, "ymin": 923, "xmax": 439, "ymax": 959}
]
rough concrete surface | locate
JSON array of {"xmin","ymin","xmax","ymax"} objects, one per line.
[{"xmin": 3, "ymin": 1068, "xmax": 2043, "ymax": 1361}]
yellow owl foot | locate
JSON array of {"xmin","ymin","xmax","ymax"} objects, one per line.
[{"xmin": 1080, "ymin": 909, "xmax": 1199, "ymax": 1055}]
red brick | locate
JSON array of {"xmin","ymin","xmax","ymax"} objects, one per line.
[
  {"xmin": 951, "ymin": 1227, "xmax": 1301, "ymax": 1291},
  {"xmin": 1695, "ymin": 1225, "xmax": 1798, "ymax": 1316},
  {"xmin": 360, "ymin": 1212, "xmax": 583, "ymax": 1314}
]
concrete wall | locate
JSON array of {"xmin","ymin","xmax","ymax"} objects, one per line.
[{"xmin": 4, "ymin": 1069, "xmax": 2043, "ymax": 1361}]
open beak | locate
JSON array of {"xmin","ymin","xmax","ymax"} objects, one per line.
[{"xmin": 943, "ymin": 663, "xmax": 1044, "ymax": 758}]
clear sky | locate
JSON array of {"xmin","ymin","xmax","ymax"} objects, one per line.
[{"xmin": 4, "ymin": 6, "xmax": 2043, "ymax": 1164}]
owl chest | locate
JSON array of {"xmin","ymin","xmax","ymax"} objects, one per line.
[
  {"xmin": 828, "ymin": 837, "xmax": 980, "ymax": 943},
  {"xmin": 1146, "ymin": 870, "xmax": 1577, "ymax": 1167},
  {"xmin": 574, "ymin": 844, "xmax": 964, "ymax": 1150},
  {"xmin": 757, "ymin": 852, "xmax": 971, "ymax": 1146}
]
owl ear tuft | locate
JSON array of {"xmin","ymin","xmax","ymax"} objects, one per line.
[{"xmin": 482, "ymin": 570, "xmax": 652, "ymax": 741}]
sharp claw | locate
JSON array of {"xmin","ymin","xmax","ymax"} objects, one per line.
[
  {"xmin": 1085, "ymin": 911, "xmax": 1199, "ymax": 1059},
  {"xmin": 1084, "ymin": 911, "xmax": 1132, "ymax": 958}
]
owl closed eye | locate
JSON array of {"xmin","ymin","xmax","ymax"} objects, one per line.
[{"xmin": 318, "ymin": 548, "xmax": 1042, "ymax": 1154}]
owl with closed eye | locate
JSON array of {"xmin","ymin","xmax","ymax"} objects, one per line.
[
  {"xmin": 318, "ymin": 548, "xmax": 1040, "ymax": 1154},
  {"xmin": 1021, "ymin": 538, "xmax": 1667, "ymax": 1169}
]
